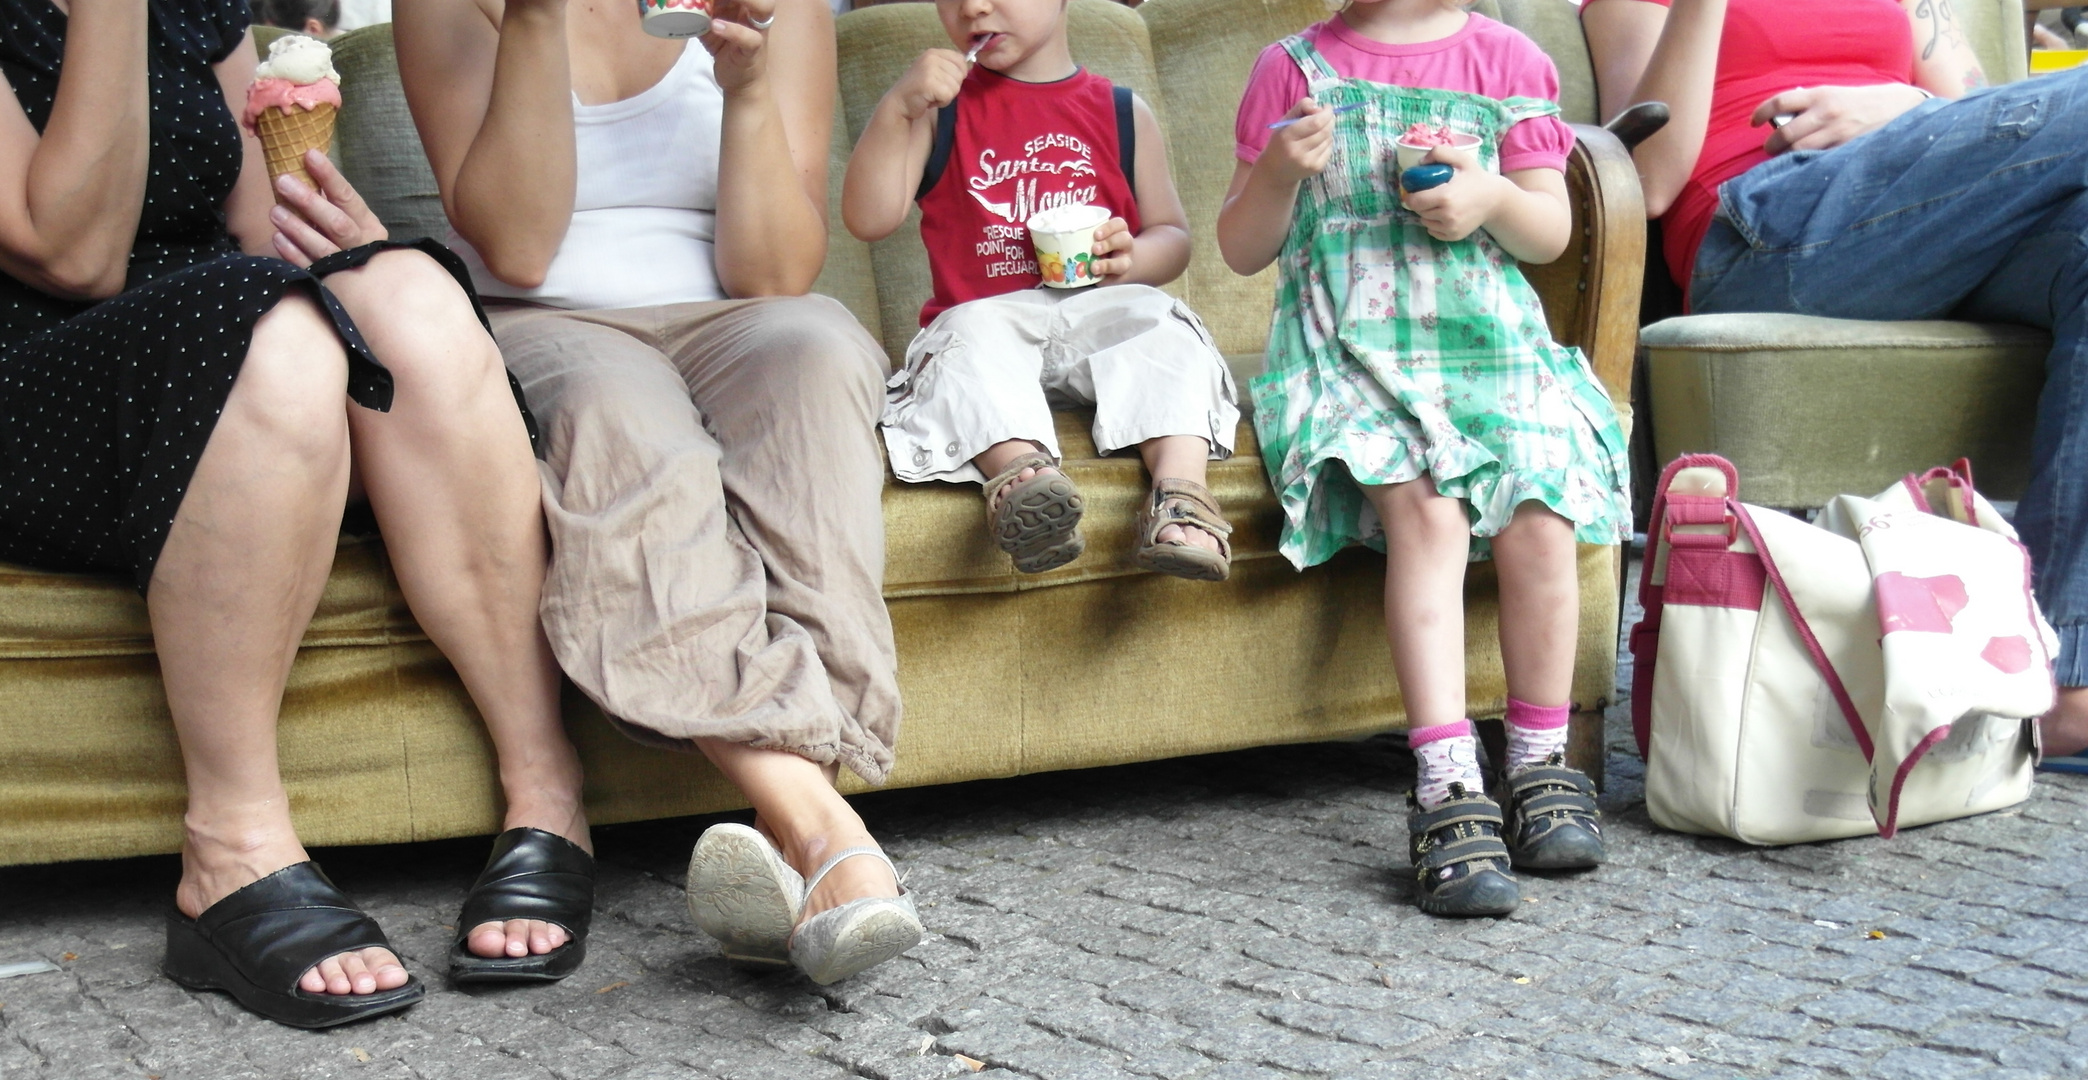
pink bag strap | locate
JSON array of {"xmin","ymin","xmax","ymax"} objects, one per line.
[
  {"xmin": 1728, "ymin": 499, "xmax": 1876, "ymax": 761},
  {"xmin": 1630, "ymin": 454, "xmax": 1741, "ymax": 759}
]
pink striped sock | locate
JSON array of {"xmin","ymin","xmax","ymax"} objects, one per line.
[
  {"xmin": 1411, "ymin": 720, "xmax": 1483, "ymax": 809},
  {"xmin": 1505, "ymin": 698, "xmax": 1570, "ymax": 774}
]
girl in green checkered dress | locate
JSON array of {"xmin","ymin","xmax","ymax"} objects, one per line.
[{"xmin": 1219, "ymin": 0, "xmax": 1629, "ymax": 918}]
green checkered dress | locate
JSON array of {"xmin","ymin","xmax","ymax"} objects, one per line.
[{"xmin": 1251, "ymin": 36, "xmax": 1631, "ymax": 569}]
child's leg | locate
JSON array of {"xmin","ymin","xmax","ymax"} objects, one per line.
[
  {"xmin": 1489, "ymin": 500, "xmax": 1604, "ymax": 870},
  {"xmin": 1139, "ymin": 435, "xmax": 1218, "ymax": 553},
  {"xmin": 1490, "ymin": 501, "xmax": 1578, "ymax": 772},
  {"xmin": 1368, "ymin": 477, "xmax": 1520, "ymax": 916}
]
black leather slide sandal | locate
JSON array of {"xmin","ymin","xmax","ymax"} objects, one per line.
[
  {"xmin": 162, "ymin": 862, "xmax": 424, "ymax": 1029},
  {"xmin": 448, "ymin": 827, "xmax": 596, "ymax": 984}
]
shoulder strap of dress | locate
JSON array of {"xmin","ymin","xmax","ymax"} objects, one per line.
[
  {"xmin": 915, "ymin": 98, "xmax": 961, "ymax": 202},
  {"xmin": 1278, "ymin": 34, "xmax": 1344, "ymax": 98},
  {"xmin": 1498, "ymin": 95, "xmax": 1564, "ymax": 124},
  {"xmin": 1113, "ymin": 83, "xmax": 1136, "ymax": 191}
]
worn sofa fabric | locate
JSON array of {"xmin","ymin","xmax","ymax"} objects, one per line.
[
  {"xmin": 1641, "ymin": 315, "xmax": 2049, "ymax": 508},
  {"xmin": 1639, "ymin": 0, "xmax": 2037, "ymax": 506},
  {"xmin": 0, "ymin": 0, "xmax": 1639, "ymax": 866}
]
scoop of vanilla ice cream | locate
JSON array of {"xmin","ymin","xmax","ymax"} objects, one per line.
[{"xmin": 255, "ymin": 35, "xmax": 340, "ymax": 85}]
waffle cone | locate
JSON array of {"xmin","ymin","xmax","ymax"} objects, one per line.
[{"xmin": 257, "ymin": 102, "xmax": 337, "ymax": 196}]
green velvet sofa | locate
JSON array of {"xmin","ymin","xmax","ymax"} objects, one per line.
[
  {"xmin": 0, "ymin": 0, "xmax": 1644, "ymax": 866},
  {"xmin": 1639, "ymin": 0, "xmax": 2045, "ymax": 509}
]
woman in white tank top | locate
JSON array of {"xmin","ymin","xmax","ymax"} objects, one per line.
[{"xmin": 400, "ymin": 0, "xmax": 915, "ymax": 985}]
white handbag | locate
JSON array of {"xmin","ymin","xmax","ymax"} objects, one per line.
[{"xmin": 1630, "ymin": 455, "xmax": 2054, "ymax": 845}]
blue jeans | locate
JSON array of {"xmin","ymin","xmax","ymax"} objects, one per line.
[{"xmin": 1690, "ymin": 69, "xmax": 2088, "ymax": 684}]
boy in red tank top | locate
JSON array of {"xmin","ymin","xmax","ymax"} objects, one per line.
[{"xmin": 843, "ymin": 0, "xmax": 1241, "ymax": 580}]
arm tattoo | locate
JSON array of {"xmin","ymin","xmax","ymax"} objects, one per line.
[{"xmin": 1914, "ymin": 0, "xmax": 1973, "ymax": 63}]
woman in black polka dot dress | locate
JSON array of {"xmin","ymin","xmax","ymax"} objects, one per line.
[{"xmin": 1, "ymin": 0, "xmax": 598, "ymax": 1027}]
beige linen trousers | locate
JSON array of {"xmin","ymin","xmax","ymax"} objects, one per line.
[{"xmin": 488, "ymin": 295, "xmax": 902, "ymax": 784}]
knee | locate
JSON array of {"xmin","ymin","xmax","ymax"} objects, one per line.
[
  {"xmin": 352, "ymin": 250, "xmax": 506, "ymax": 403},
  {"xmin": 1494, "ymin": 502, "xmax": 1576, "ymax": 558},
  {"xmin": 755, "ymin": 296, "xmax": 886, "ymax": 408},
  {"xmin": 229, "ymin": 291, "xmax": 351, "ymax": 462}
]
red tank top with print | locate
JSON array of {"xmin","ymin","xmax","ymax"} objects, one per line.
[{"xmin": 915, "ymin": 66, "xmax": 1141, "ymax": 327}]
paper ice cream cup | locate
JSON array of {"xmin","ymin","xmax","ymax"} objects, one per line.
[
  {"xmin": 1394, "ymin": 130, "xmax": 1483, "ymax": 173},
  {"xmin": 640, "ymin": 0, "xmax": 712, "ymax": 39},
  {"xmin": 1026, "ymin": 204, "xmax": 1112, "ymax": 289}
]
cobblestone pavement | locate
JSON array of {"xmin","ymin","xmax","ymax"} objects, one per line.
[{"xmin": 5, "ymin": 635, "xmax": 2087, "ymax": 1078}]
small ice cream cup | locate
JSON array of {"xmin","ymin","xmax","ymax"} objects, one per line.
[
  {"xmin": 1394, "ymin": 130, "xmax": 1483, "ymax": 172},
  {"xmin": 1026, "ymin": 204, "xmax": 1112, "ymax": 289},
  {"xmin": 640, "ymin": 0, "xmax": 713, "ymax": 39}
]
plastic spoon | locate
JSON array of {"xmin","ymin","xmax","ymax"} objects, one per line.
[{"xmin": 965, "ymin": 33, "xmax": 1002, "ymax": 64}]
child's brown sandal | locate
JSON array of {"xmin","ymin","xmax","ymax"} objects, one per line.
[
  {"xmin": 1135, "ymin": 478, "xmax": 1232, "ymax": 581},
  {"xmin": 984, "ymin": 451, "xmax": 1085, "ymax": 574}
]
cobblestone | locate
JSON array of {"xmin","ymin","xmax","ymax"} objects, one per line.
[{"xmin": 5, "ymin": 582, "xmax": 2088, "ymax": 1079}]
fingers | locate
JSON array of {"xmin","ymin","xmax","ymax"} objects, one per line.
[
  {"xmin": 702, "ymin": 20, "xmax": 765, "ymax": 56},
  {"xmin": 1425, "ymin": 145, "xmax": 1480, "ymax": 172},
  {"xmin": 302, "ymin": 149, "xmax": 363, "ymax": 212},
  {"xmin": 1749, "ymin": 88, "xmax": 1811, "ymax": 127}
]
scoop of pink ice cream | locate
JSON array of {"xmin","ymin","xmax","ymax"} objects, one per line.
[
  {"xmin": 1397, "ymin": 122, "xmax": 1462, "ymax": 148},
  {"xmin": 241, "ymin": 76, "xmax": 343, "ymax": 134}
]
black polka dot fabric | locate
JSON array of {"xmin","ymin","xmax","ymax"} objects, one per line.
[{"xmin": 0, "ymin": 0, "xmax": 412, "ymax": 592}]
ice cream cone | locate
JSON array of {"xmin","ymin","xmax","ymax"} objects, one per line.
[{"xmin": 257, "ymin": 102, "xmax": 336, "ymax": 196}]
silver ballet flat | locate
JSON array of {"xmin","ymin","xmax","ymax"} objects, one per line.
[
  {"xmin": 787, "ymin": 846, "xmax": 921, "ymax": 985},
  {"xmin": 686, "ymin": 823, "xmax": 804, "ymax": 969}
]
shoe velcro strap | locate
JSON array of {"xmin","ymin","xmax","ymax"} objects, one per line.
[
  {"xmin": 1413, "ymin": 807, "xmax": 1504, "ymax": 832},
  {"xmin": 1517, "ymin": 789, "xmax": 1599, "ymax": 816},
  {"xmin": 1416, "ymin": 832, "xmax": 1510, "ymax": 872},
  {"xmin": 1509, "ymin": 766, "xmax": 1595, "ymax": 799}
]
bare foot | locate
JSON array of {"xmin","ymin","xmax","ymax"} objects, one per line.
[
  {"xmin": 464, "ymin": 799, "xmax": 592, "ymax": 960},
  {"xmin": 764, "ymin": 814, "xmax": 899, "ymax": 924},
  {"xmin": 1155, "ymin": 519, "xmax": 1223, "ymax": 555},
  {"xmin": 179, "ymin": 816, "xmax": 410, "ymax": 997},
  {"xmin": 2042, "ymin": 686, "xmax": 2088, "ymax": 758}
]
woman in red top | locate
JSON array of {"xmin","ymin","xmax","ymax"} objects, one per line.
[{"xmin": 1584, "ymin": 0, "xmax": 2088, "ymax": 765}]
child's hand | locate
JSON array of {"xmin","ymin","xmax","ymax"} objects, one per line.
[
  {"xmin": 1091, "ymin": 217, "xmax": 1134, "ymax": 280},
  {"xmin": 889, "ymin": 49, "xmax": 967, "ymax": 121},
  {"xmin": 1402, "ymin": 144, "xmax": 1510, "ymax": 244},
  {"xmin": 1257, "ymin": 99, "xmax": 1334, "ymax": 187}
]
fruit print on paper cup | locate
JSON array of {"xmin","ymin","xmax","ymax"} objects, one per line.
[
  {"xmin": 1026, "ymin": 204, "xmax": 1111, "ymax": 289},
  {"xmin": 640, "ymin": 0, "xmax": 712, "ymax": 39}
]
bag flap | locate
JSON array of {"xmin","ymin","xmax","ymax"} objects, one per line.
[{"xmin": 1837, "ymin": 494, "xmax": 2054, "ymax": 835}]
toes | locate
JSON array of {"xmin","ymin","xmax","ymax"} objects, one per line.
[
  {"xmin": 316, "ymin": 954, "xmax": 351, "ymax": 996},
  {"xmin": 364, "ymin": 947, "xmax": 410, "ymax": 991},
  {"xmin": 504, "ymin": 919, "xmax": 532, "ymax": 957},
  {"xmin": 468, "ymin": 921, "xmax": 509, "ymax": 959},
  {"xmin": 529, "ymin": 921, "xmax": 558, "ymax": 956},
  {"xmin": 299, "ymin": 964, "xmax": 327, "ymax": 994},
  {"xmin": 338, "ymin": 951, "xmax": 377, "ymax": 996}
]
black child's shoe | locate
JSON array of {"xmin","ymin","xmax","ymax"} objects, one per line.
[
  {"xmin": 1406, "ymin": 784, "xmax": 1521, "ymax": 917},
  {"xmin": 1500, "ymin": 753, "xmax": 1606, "ymax": 871}
]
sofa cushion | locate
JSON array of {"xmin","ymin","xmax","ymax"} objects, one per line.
[{"xmin": 1641, "ymin": 313, "xmax": 2049, "ymax": 507}]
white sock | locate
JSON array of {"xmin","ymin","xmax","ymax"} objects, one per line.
[{"xmin": 1411, "ymin": 720, "xmax": 1485, "ymax": 809}]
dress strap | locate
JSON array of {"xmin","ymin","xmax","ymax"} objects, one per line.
[
  {"xmin": 1498, "ymin": 95, "xmax": 1564, "ymax": 125},
  {"xmin": 1279, "ymin": 34, "xmax": 1345, "ymax": 98}
]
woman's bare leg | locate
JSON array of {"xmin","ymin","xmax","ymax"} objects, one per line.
[
  {"xmin": 696, "ymin": 740, "xmax": 899, "ymax": 921},
  {"xmin": 154, "ymin": 293, "xmax": 405, "ymax": 997},
  {"xmin": 323, "ymin": 251, "xmax": 587, "ymax": 960},
  {"xmin": 1363, "ymin": 476, "xmax": 1472, "ymax": 729},
  {"xmin": 1489, "ymin": 502, "xmax": 1578, "ymax": 708}
]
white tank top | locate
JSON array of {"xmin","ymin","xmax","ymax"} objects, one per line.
[{"xmin": 451, "ymin": 43, "xmax": 726, "ymax": 310}]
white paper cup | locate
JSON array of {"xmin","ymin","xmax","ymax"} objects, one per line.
[
  {"xmin": 1026, "ymin": 204, "xmax": 1112, "ymax": 289},
  {"xmin": 1394, "ymin": 131, "xmax": 1483, "ymax": 172},
  {"xmin": 639, "ymin": 0, "xmax": 712, "ymax": 39}
]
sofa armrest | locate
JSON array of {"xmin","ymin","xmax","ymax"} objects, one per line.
[{"xmin": 1519, "ymin": 123, "xmax": 1646, "ymax": 408}]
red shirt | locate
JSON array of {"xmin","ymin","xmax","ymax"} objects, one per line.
[
  {"xmin": 915, "ymin": 66, "xmax": 1141, "ymax": 326},
  {"xmin": 1595, "ymin": 0, "xmax": 1915, "ymax": 294}
]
